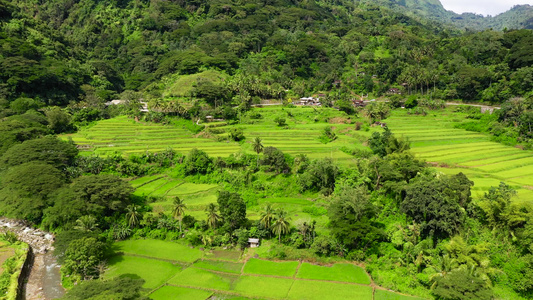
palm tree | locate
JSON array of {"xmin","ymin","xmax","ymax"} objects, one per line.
[
  {"xmin": 205, "ymin": 203, "xmax": 220, "ymax": 229},
  {"xmin": 74, "ymin": 215, "xmax": 99, "ymax": 232},
  {"xmin": 260, "ymin": 203, "xmax": 275, "ymax": 237},
  {"xmin": 172, "ymin": 197, "xmax": 187, "ymax": 232},
  {"xmin": 429, "ymin": 254, "xmax": 454, "ymax": 290},
  {"xmin": 272, "ymin": 209, "xmax": 291, "ymax": 243},
  {"xmin": 125, "ymin": 204, "xmax": 142, "ymax": 228},
  {"xmin": 252, "ymin": 137, "xmax": 263, "ymax": 154}
]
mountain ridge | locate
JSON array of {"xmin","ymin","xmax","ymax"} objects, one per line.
[{"xmin": 364, "ymin": 0, "xmax": 533, "ymax": 30}]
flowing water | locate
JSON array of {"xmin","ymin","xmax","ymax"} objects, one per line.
[
  {"xmin": 24, "ymin": 252, "xmax": 65, "ymax": 300},
  {"xmin": 42, "ymin": 253, "xmax": 64, "ymax": 299}
]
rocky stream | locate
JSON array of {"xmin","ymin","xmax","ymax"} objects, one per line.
[{"xmin": 0, "ymin": 218, "xmax": 64, "ymax": 299}]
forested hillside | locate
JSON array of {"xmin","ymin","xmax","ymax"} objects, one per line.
[
  {"xmin": 367, "ymin": 0, "xmax": 533, "ymax": 31},
  {"xmin": 1, "ymin": 0, "xmax": 533, "ymax": 112}
]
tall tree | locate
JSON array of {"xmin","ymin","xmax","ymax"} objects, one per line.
[
  {"xmin": 260, "ymin": 203, "xmax": 275, "ymax": 237},
  {"xmin": 272, "ymin": 209, "xmax": 291, "ymax": 243},
  {"xmin": 252, "ymin": 137, "xmax": 264, "ymax": 154},
  {"xmin": 401, "ymin": 172, "xmax": 472, "ymax": 240},
  {"xmin": 328, "ymin": 185, "xmax": 384, "ymax": 251},
  {"xmin": 125, "ymin": 204, "xmax": 142, "ymax": 228},
  {"xmin": 217, "ymin": 191, "xmax": 247, "ymax": 233},
  {"xmin": 205, "ymin": 203, "xmax": 220, "ymax": 229},
  {"xmin": 172, "ymin": 197, "xmax": 187, "ymax": 232}
]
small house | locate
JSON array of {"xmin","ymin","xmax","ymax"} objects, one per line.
[
  {"xmin": 299, "ymin": 97, "xmax": 321, "ymax": 106},
  {"xmin": 248, "ymin": 238, "xmax": 260, "ymax": 248},
  {"xmin": 388, "ymin": 88, "xmax": 401, "ymax": 94},
  {"xmin": 353, "ymin": 100, "xmax": 366, "ymax": 107}
]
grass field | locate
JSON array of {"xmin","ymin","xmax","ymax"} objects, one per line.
[{"xmin": 102, "ymin": 239, "xmax": 420, "ymax": 299}]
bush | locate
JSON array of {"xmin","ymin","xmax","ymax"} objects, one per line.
[
  {"xmin": 274, "ymin": 117, "xmax": 287, "ymax": 127},
  {"xmin": 302, "ymin": 206, "xmax": 327, "ymax": 216},
  {"xmin": 260, "ymin": 147, "xmax": 290, "ymax": 174},
  {"xmin": 229, "ymin": 127, "xmax": 245, "ymax": 141},
  {"xmin": 404, "ymin": 95, "xmax": 418, "ymax": 108},
  {"xmin": 318, "ymin": 126, "xmax": 337, "ymax": 144},
  {"xmin": 183, "ymin": 148, "xmax": 213, "ymax": 175}
]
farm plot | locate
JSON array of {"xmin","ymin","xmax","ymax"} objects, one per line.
[
  {"xmin": 288, "ymin": 280, "xmax": 373, "ymax": 300},
  {"xmin": 167, "ymin": 267, "xmax": 238, "ymax": 291},
  {"xmin": 128, "ymin": 174, "xmax": 163, "ymax": 188},
  {"xmin": 149, "ymin": 286, "xmax": 213, "ymax": 300},
  {"xmin": 64, "ymin": 107, "xmax": 364, "ymax": 166},
  {"xmin": 193, "ymin": 259, "xmax": 243, "ymax": 274},
  {"xmin": 103, "ymin": 255, "xmax": 181, "ymax": 290},
  {"xmin": 385, "ymin": 109, "xmax": 533, "ymax": 201},
  {"xmin": 242, "ymin": 258, "xmax": 299, "ymax": 277},
  {"xmin": 104, "ymin": 240, "xmax": 420, "ymax": 299},
  {"xmin": 296, "ymin": 263, "xmax": 370, "ymax": 284},
  {"xmin": 374, "ymin": 289, "xmax": 426, "ymax": 300},
  {"xmin": 130, "ymin": 175, "xmax": 219, "ymax": 216},
  {"xmin": 63, "ymin": 116, "xmax": 240, "ymax": 157},
  {"xmin": 113, "ymin": 239, "xmax": 203, "ymax": 263},
  {"xmin": 232, "ymin": 276, "xmax": 294, "ymax": 299}
]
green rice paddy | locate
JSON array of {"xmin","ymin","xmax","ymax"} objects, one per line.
[
  {"xmin": 73, "ymin": 106, "xmax": 533, "ymax": 299},
  {"xmin": 296, "ymin": 262, "xmax": 371, "ymax": 284},
  {"xmin": 104, "ymin": 239, "xmax": 419, "ymax": 299},
  {"xmin": 242, "ymin": 258, "xmax": 299, "ymax": 277},
  {"xmin": 385, "ymin": 109, "xmax": 533, "ymax": 202},
  {"xmin": 63, "ymin": 108, "xmax": 361, "ymax": 166},
  {"xmin": 113, "ymin": 239, "xmax": 203, "ymax": 263}
]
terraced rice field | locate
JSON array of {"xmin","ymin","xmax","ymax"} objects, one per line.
[
  {"xmin": 129, "ymin": 175, "xmax": 219, "ymax": 220},
  {"xmin": 385, "ymin": 109, "xmax": 533, "ymax": 201},
  {"xmin": 62, "ymin": 116, "xmax": 240, "ymax": 157},
  {"xmin": 129, "ymin": 175, "xmax": 331, "ymax": 232},
  {"xmin": 64, "ymin": 107, "xmax": 364, "ymax": 166},
  {"xmin": 104, "ymin": 239, "xmax": 421, "ymax": 300}
]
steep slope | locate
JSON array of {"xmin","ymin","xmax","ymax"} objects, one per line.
[{"xmin": 366, "ymin": 0, "xmax": 533, "ymax": 31}]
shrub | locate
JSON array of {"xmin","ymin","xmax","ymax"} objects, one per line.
[
  {"xmin": 229, "ymin": 127, "xmax": 245, "ymax": 141},
  {"xmin": 184, "ymin": 148, "xmax": 213, "ymax": 175},
  {"xmin": 274, "ymin": 117, "xmax": 287, "ymax": 127},
  {"xmin": 318, "ymin": 126, "xmax": 337, "ymax": 144},
  {"xmin": 404, "ymin": 95, "xmax": 418, "ymax": 108}
]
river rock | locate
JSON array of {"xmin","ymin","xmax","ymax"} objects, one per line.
[{"xmin": 0, "ymin": 217, "xmax": 54, "ymax": 253}]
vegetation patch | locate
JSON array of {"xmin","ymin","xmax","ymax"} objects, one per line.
[
  {"xmin": 287, "ymin": 280, "xmax": 373, "ymax": 300},
  {"xmin": 103, "ymin": 255, "xmax": 181, "ymax": 290},
  {"xmin": 296, "ymin": 263, "xmax": 370, "ymax": 284},
  {"xmin": 207, "ymin": 250, "xmax": 242, "ymax": 261},
  {"xmin": 149, "ymin": 285, "xmax": 213, "ymax": 300},
  {"xmin": 374, "ymin": 289, "xmax": 426, "ymax": 300},
  {"xmin": 232, "ymin": 275, "xmax": 294, "ymax": 299},
  {"xmin": 193, "ymin": 260, "xmax": 243, "ymax": 274},
  {"xmin": 242, "ymin": 258, "xmax": 299, "ymax": 277},
  {"xmin": 167, "ymin": 267, "xmax": 238, "ymax": 291},
  {"xmin": 114, "ymin": 239, "xmax": 203, "ymax": 263}
]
